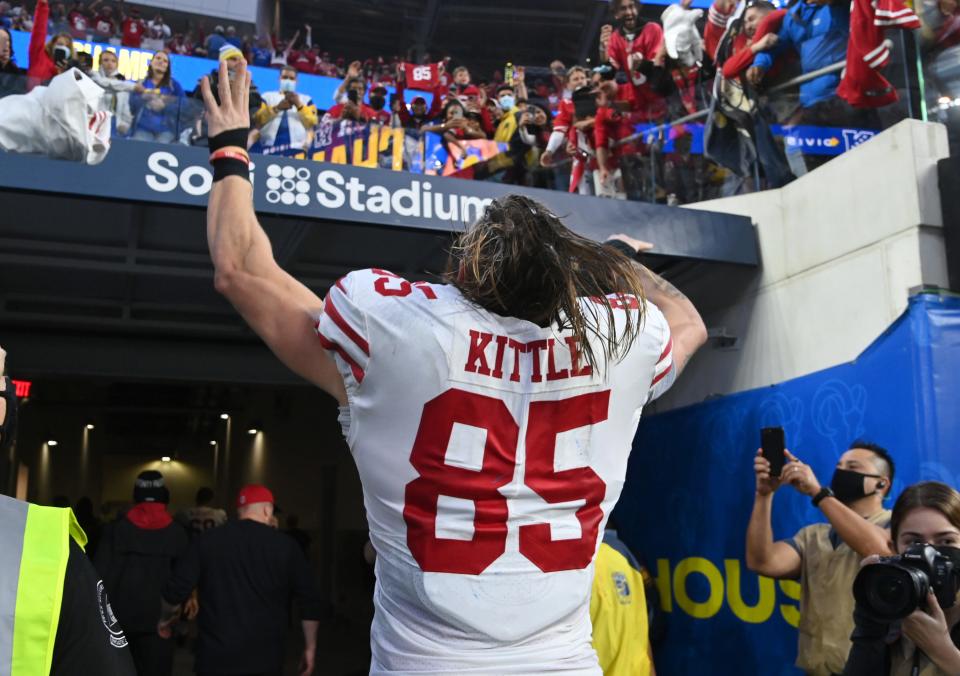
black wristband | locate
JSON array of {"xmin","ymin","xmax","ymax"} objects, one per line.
[
  {"xmin": 604, "ymin": 239, "xmax": 637, "ymax": 258},
  {"xmin": 208, "ymin": 128, "xmax": 250, "ymax": 153},
  {"xmin": 812, "ymin": 486, "xmax": 834, "ymax": 507},
  {"xmin": 212, "ymin": 159, "xmax": 250, "ymax": 182}
]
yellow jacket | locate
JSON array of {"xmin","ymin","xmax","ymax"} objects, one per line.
[{"xmin": 590, "ymin": 534, "xmax": 655, "ymax": 676}]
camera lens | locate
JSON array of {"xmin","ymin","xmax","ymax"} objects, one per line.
[
  {"xmin": 872, "ymin": 574, "xmax": 909, "ymax": 608},
  {"xmin": 854, "ymin": 564, "xmax": 927, "ymax": 621}
]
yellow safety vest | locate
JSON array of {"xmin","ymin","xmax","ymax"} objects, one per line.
[{"xmin": 0, "ymin": 494, "xmax": 86, "ymax": 676}]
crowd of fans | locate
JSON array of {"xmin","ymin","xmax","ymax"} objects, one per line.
[{"xmin": 1, "ymin": 0, "xmax": 958, "ymax": 201}]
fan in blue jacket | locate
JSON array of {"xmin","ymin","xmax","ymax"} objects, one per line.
[{"xmin": 750, "ymin": 0, "xmax": 850, "ymax": 108}]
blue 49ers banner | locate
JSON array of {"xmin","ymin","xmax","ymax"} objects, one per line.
[{"xmin": 615, "ymin": 293, "xmax": 960, "ymax": 675}]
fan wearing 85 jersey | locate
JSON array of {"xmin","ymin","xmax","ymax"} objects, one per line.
[
  {"xmin": 201, "ymin": 66, "xmax": 704, "ymax": 672},
  {"xmin": 316, "ymin": 265, "xmax": 682, "ymax": 673}
]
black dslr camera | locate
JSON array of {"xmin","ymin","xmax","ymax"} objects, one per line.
[{"xmin": 853, "ymin": 544, "xmax": 960, "ymax": 621}]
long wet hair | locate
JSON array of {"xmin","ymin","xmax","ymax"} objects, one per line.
[{"xmin": 447, "ymin": 195, "xmax": 647, "ymax": 371}]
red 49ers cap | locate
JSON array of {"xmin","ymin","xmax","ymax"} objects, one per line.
[{"xmin": 237, "ymin": 484, "xmax": 274, "ymax": 508}]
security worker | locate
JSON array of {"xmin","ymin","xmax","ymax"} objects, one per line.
[
  {"xmin": 590, "ymin": 524, "xmax": 657, "ymax": 676},
  {"xmin": 0, "ymin": 349, "xmax": 136, "ymax": 676}
]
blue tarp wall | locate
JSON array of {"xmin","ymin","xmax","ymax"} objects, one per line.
[{"xmin": 615, "ymin": 292, "xmax": 960, "ymax": 675}]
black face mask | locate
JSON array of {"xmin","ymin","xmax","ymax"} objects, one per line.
[
  {"xmin": 0, "ymin": 377, "xmax": 19, "ymax": 452},
  {"xmin": 830, "ymin": 468, "xmax": 884, "ymax": 504},
  {"xmin": 369, "ymin": 95, "xmax": 385, "ymax": 110}
]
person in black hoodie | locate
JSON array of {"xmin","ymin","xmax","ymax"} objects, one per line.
[{"xmin": 95, "ymin": 470, "xmax": 188, "ymax": 676}]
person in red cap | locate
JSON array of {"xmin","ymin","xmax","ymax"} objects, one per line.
[
  {"xmin": 460, "ymin": 84, "xmax": 495, "ymax": 137},
  {"xmin": 159, "ymin": 484, "xmax": 322, "ymax": 676}
]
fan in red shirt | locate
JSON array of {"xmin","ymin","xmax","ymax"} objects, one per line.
[
  {"xmin": 459, "ymin": 85, "xmax": 495, "ymax": 137},
  {"xmin": 367, "ymin": 84, "xmax": 392, "ymax": 125},
  {"xmin": 289, "ymin": 46, "xmax": 318, "ymax": 75},
  {"xmin": 394, "ymin": 64, "xmax": 446, "ymax": 130},
  {"xmin": 67, "ymin": 1, "xmax": 90, "ymax": 39},
  {"xmin": 599, "ymin": 0, "xmax": 668, "ymax": 122},
  {"xmin": 715, "ymin": 1, "xmax": 786, "ymax": 83},
  {"xmin": 540, "ymin": 65, "xmax": 590, "ymax": 168},
  {"xmin": 90, "ymin": 1, "xmax": 116, "ymax": 42},
  {"xmin": 166, "ymin": 33, "xmax": 192, "ymax": 55},
  {"xmin": 594, "ymin": 81, "xmax": 642, "ymax": 185},
  {"xmin": 27, "ymin": 0, "xmax": 74, "ymax": 89},
  {"xmin": 704, "ymin": 0, "xmax": 736, "ymax": 61},
  {"xmin": 326, "ymin": 77, "xmax": 378, "ymax": 123},
  {"xmin": 120, "ymin": 5, "xmax": 145, "ymax": 48}
]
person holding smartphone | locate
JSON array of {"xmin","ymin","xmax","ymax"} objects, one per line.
[{"xmin": 746, "ymin": 439, "xmax": 896, "ymax": 675}]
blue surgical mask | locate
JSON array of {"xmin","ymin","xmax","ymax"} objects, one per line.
[
  {"xmin": 499, "ymin": 95, "xmax": 515, "ymax": 110},
  {"xmin": 279, "ymin": 79, "xmax": 296, "ymax": 93}
]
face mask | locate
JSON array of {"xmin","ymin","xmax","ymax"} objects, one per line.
[
  {"xmin": 53, "ymin": 45, "xmax": 71, "ymax": 64},
  {"xmin": 369, "ymin": 95, "xmax": 385, "ymax": 110},
  {"xmin": 830, "ymin": 468, "xmax": 884, "ymax": 504},
  {"xmin": 498, "ymin": 95, "xmax": 515, "ymax": 110},
  {"xmin": 0, "ymin": 377, "xmax": 19, "ymax": 452},
  {"xmin": 279, "ymin": 78, "xmax": 296, "ymax": 93}
]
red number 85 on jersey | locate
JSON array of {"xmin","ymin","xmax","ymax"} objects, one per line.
[{"xmin": 403, "ymin": 388, "xmax": 609, "ymax": 575}]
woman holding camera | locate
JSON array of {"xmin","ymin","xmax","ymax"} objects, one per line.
[
  {"xmin": 27, "ymin": 0, "xmax": 75, "ymax": 90},
  {"xmin": 844, "ymin": 481, "xmax": 960, "ymax": 675}
]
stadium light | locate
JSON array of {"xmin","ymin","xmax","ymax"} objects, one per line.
[
  {"xmin": 85, "ymin": 423, "xmax": 95, "ymax": 430},
  {"xmin": 220, "ymin": 413, "xmax": 229, "ymax": 420},
  {"xmin": 247, "ymin": 428, "xmax": 258, "ymax": 436},
  {"xmin": 47, "ymin": 440, "xmax": 58, "ymax": 447},
  {"xmin": 161, "ymin": 456, "xmax": 171, "ymax": 462},
  {"xmin": 209, "ymin": 440, "xmax": 217, "ymax": 446}
]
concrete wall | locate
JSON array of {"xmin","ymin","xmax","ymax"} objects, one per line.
[{"xmin": 657, "ymin": 120, "xmax": 951, "ymax": 410}]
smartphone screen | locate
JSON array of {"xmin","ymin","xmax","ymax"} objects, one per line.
[{"xmin": 760, "ymin": 427, "xmax": 786, "ymax": 478}]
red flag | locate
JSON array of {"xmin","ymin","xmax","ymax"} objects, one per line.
[{"xmin": 403, "ymin": 62, "xmax": 440, "ymax": 90}]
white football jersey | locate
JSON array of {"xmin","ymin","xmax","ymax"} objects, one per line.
[{"xmin": 317, "ymin": 268, "xmax": 675, "ymax": 674}]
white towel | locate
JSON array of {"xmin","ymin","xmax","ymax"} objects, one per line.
[{"xmin": 0, "ymin": 68, "xmax": 113, "ymax": 165}]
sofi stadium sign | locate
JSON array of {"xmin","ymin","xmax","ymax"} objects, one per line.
[{"xmin": 144, "ymin": 150, "xmax": 495, "ymax": 225}]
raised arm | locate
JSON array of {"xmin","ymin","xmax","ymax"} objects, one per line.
[
  {"xmin": 746, "ymin": 449, "xmax": 803, "ymax": 578},
  {"xmin": 201, "ymin": 59, "xmax": 346, "ymax": 403},
  {"xmin": 607, "ymin": 234, "xmax": 706, "ymax": 374},
  {"xmin": 635, "ymin": 264, "xmax": 706, "ymax": 374},
  {"xmin": 29, "ymin": 0, "xmax": 50, "ymax": 70}
]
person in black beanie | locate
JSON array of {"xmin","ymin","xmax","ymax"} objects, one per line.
[{"xmin": 95, "ymin": 470, "xmax": 189, "ymax": 676}]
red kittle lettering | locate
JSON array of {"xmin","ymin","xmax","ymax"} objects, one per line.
[{"xmin": 463, "ymin": 330, "xmax": 592, "ymax": 383}]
